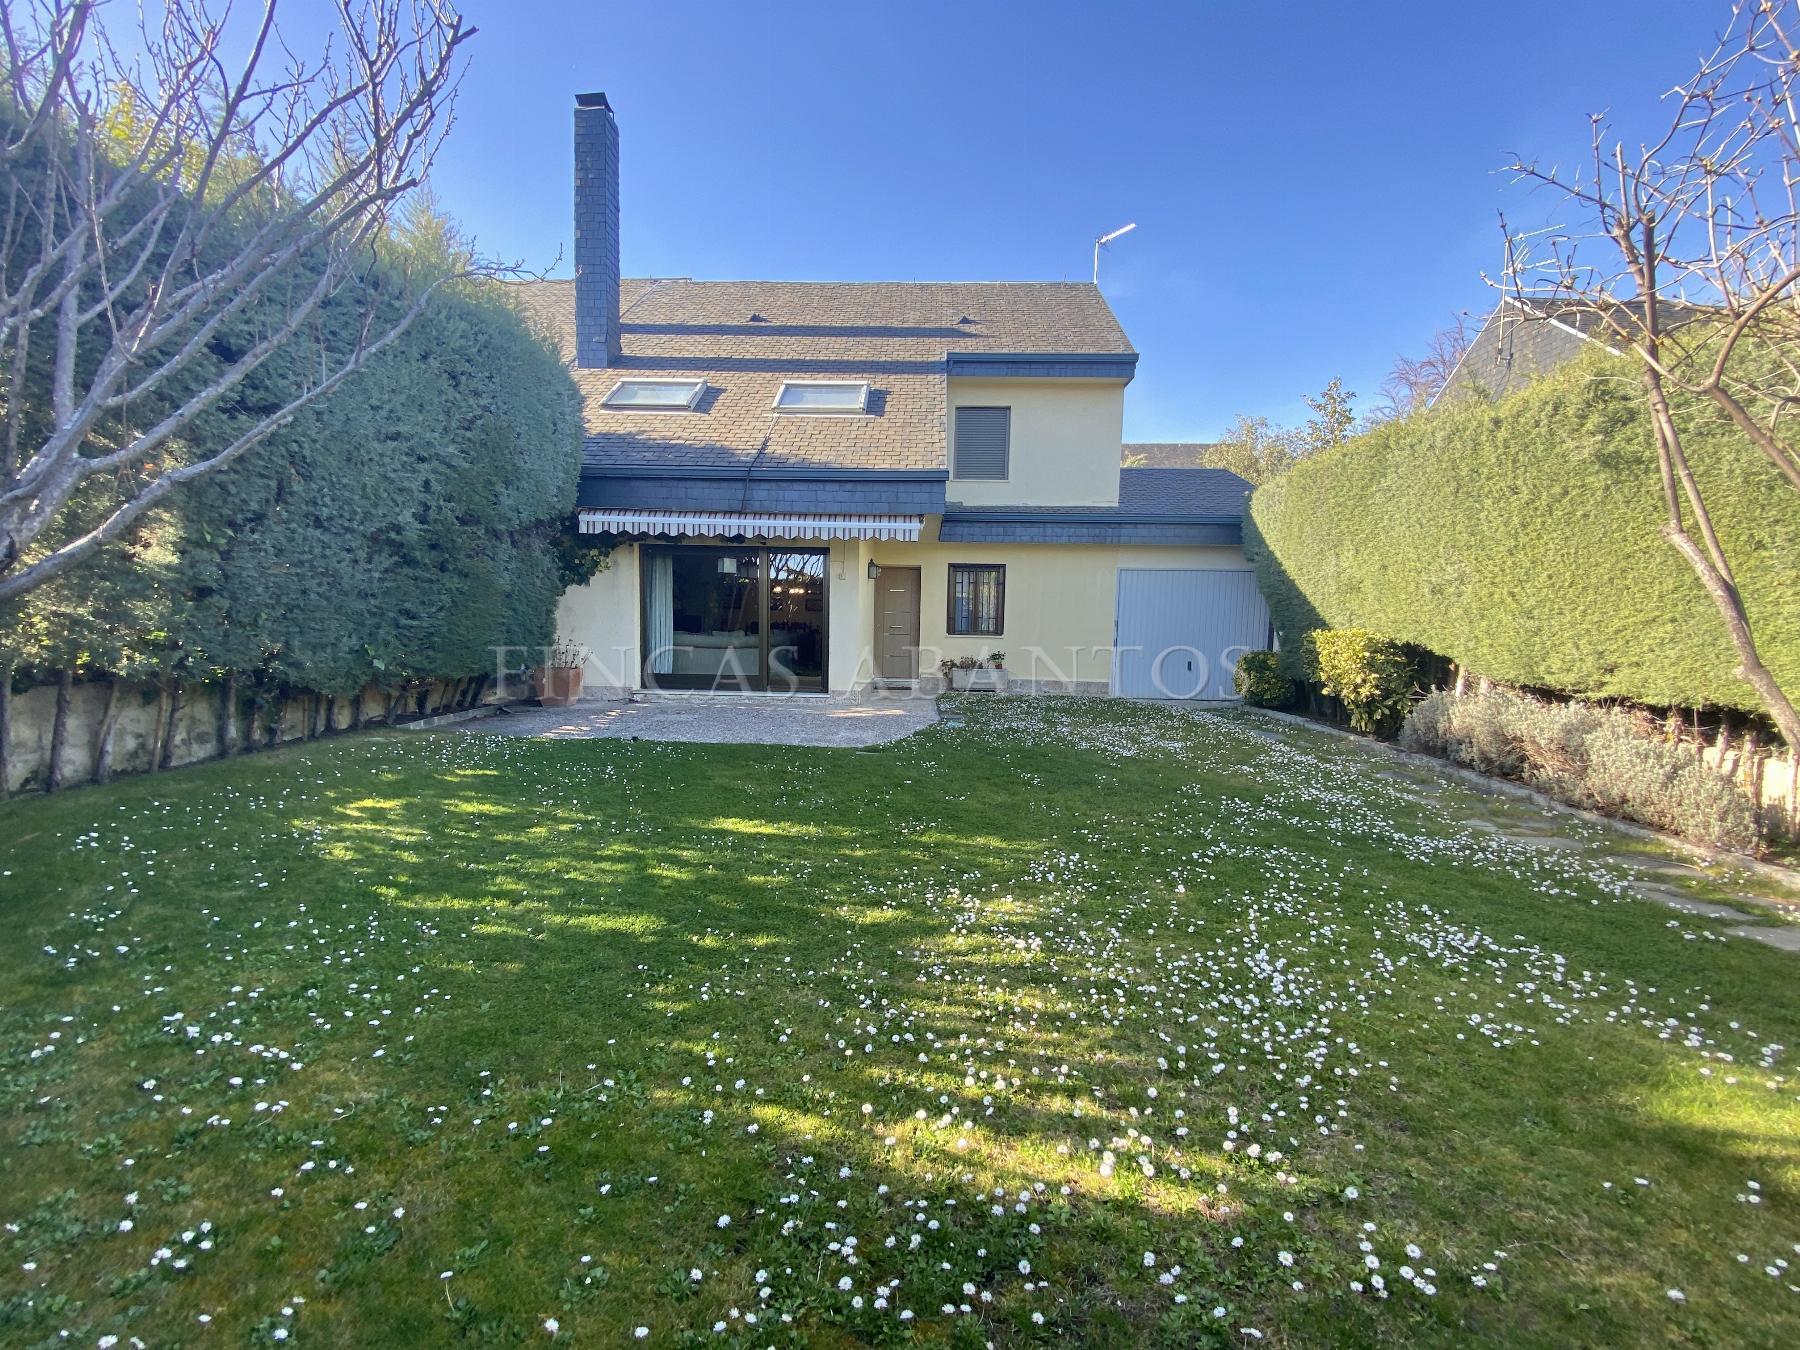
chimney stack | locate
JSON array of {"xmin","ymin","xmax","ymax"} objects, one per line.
[{"xmin": 573, "ymin": 91, "xmax": 620, "ymax": 368}]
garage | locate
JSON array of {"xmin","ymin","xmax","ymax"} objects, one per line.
[{"xmin": 1113, "ymin": 568, "xmax": 1272, "ymax": 699}]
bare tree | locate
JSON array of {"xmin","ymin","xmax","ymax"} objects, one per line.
[
  {"xmin": 1501, "ymin": 0, "xmax": 1800, "ymax": 750},
  {"xmin": 0, "ymin": 0, "xmax": 477, "ymax": 604},
  {"xmin": 1377, "ymin": 314, "xmax": 1475, "ymax": 418}
]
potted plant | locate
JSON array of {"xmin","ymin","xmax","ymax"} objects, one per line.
[
  {"xmin": 533, "ymin": 638, "xmax": 587, "ymax": 706},
  {"xmin": 940, "ymin": 652, "xmax": 1008, "ymax": 693}
]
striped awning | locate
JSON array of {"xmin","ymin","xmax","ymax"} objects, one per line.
[{"xmin": 578, "ymin": 508, "xmax": 923, "ymax": 541}]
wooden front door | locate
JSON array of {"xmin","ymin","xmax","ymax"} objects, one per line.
[{"xmin": 874, "ymin": 566, "xmax": 921, "ymax": 682}]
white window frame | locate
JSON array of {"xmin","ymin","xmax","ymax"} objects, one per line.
[
  {"xmin": 601, "ymin": 378, "xmax": 709, "ymax": 411},
  {"xmin": 771, "ymin": 380, "xmax": 872, "ymax": 415}
]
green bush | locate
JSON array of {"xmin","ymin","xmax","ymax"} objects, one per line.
[
  {"xmin": 1245, "ymin": 340, "xmax": 1800, "ymax": 715},
  {"xmin": 1305, "ymin": 629, "xmax": 1415, "ymax": 737},
  {"xmin": 1401, "ymin": 688, "xmax": 1760, "ymax": 850},
  {"xmin": 1233, "ymin": 650, "xmax": 1295, "ymax": 708}
]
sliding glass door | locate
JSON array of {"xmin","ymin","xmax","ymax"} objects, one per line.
[
  {"xmin": 641, "ymin": 544, "xmax": 828, "ymax": 691},
  {"xmin": 766, "ymin": 551, "xmax": 826, "ymax": 689}
]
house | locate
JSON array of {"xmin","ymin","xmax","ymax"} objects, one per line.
[
  {"xmin": 1437, "ymin": 294, "xmax": 1719, "ymax": 404},
  {"xmin": 518, "ymin": 93, "xmax": 1268, "ymax": 700},
  {"xmin": 1436, "ymin": 296, "xmax": 1625, "ymax": 404}
]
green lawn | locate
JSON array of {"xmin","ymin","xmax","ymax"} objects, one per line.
[{"xmin": 1, "ymin": 698, "xmax": 1796, "ymax": 1348}]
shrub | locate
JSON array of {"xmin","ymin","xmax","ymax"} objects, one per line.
[
  {"xmin": 1233, "ymin": 650, "xmax": 1294, "ymax": 708},
  {"xmin": 1401, "ymin": 686, "xmax": 1520, "ymax": 777},
  {"xmin": 1401, "ymin": 688, "xmax": 1760, "ymax": 850},
  {"xmin": 1305, "ymin": 629, "xmax": 1415, "ymax": 737},
  {"xmin": 1245, "ymin": 340, "xmax": 1800, "ymax": 714}
]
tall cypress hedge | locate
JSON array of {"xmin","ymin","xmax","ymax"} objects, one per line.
[
  {"xmin": 168, "ymin": 273, "xmax": 582, "ymax": 696},
  {"xmin": 1, "ymin": 223, "xmax": 582, "ymax": 704},
  {"xmin": 1244, "ymin": 344, "xmax": 1800, "ymax": 714}
]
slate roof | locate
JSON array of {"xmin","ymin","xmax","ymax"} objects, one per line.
[
  {"xmin": 511, "ymin": 278, "xmax": 1135, "ymax": 473},
  {"xmin": 1437, "ymin": 296, "xmax": 1719, "ymax": 404},
  {"xmin": 938, "ymin": 466, "xmax": 1249, "ymax": 544},
  {"xmin": 1437, "ymin": 298, "xmax": 1616, "ymax": 403},
  {"xmin": 1118, "ymin": 467, "xmax": 1251, "ymax": 518},
  {"xmin": 944, "ymin": 467, "xmax": 1250, "ymax": 521},
  {"xmin": 1122, "ymin": 441, "xmax": 1218, "ymax": 467}
]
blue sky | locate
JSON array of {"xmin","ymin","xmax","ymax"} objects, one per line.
[{"xmin": 414, "ymin": 1, "xmax": 1714, "ymax": 439}]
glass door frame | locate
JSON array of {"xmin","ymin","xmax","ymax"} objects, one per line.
[{"xmin": 638, "ymin": 541, "xmax": 830, "ymax": 693}]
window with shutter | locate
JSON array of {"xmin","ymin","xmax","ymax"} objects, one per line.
[
  {"xmin": 946, "ymin": 564, "xmax": 1005, "ymax": 636},
  {"xmin": 953, "ymin": 406, "xmax": 1010, "ymax": 480}
]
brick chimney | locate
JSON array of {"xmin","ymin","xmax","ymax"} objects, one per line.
[{"xmin": 573, "ymin": 91, "xmax": 620, "ymax": 368}]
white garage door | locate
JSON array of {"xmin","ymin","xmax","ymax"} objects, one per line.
[{"xmin": 1113, "ymin": 569, "xmax": 1272, "ymax": 699}]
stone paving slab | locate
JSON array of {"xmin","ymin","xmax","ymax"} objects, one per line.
[
  {"xmin": 1498, "ymin": 831, "xmax": 1589, "ymax": 851},
  {"xmin": 468, "ymin": 695, "xmax": 939, "ymax": 748},
  {"xmin": 1634, "ymin": 886, "xmax": 1757, "ymax": 921},
  {"xmin": 1615, "ymin": 852, "xmax": 1714, "ymax": 881},
  {"xmin": 1732, "ymin": 888, "xmax": 1800, "ymax": 912},
  {"xmin": 1727, "ymin": 924, "xmax": 1800, "ymax": 952}
]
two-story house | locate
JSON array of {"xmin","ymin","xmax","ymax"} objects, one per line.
[{"xmin": 518, "ymin": 93, "xmax": 1269, "ymax": 699}]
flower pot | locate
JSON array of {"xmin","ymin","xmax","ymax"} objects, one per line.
[
  {"xmin": 533, "ymin": 664, "xmax": 585, "ymax": 706},
  {"xmin": 949, "ymin": 667, "xmax": 1008, "ymax": 693}
]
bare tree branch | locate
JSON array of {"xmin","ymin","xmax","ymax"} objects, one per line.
[
  {"xmin": 0, "ymin": 274, "xmax": 447, "ymax": 603},
  {"xmin": 1380, "ymin": 313, "xmax": 1476, "ymax": 417},
  {"xmin": 1495, "ymin": 0, "xmax": 1800, "ymax": 749},
  {"xmin": 0, "ymin": 0, "xmax": 481, "ymax": 595}
]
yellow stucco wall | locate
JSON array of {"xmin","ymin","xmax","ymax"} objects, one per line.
[
  {"xmin": 555, "ymin": 534, "xmax": 1251, "ymax": 694},
  {"xmin": 826, "ymin": 538, "xmax": 873, "ymax": 687},
  {"xmin": 869, "ymin": 537, "xmax": 1248, "ymax": 687},
  {"xmin": 946, "ymin": 378, "xmax": 1123, "ymax": 507},
  {"xmin": 555, "ymin": 542, "xmax": 641, "ymax": 693}
]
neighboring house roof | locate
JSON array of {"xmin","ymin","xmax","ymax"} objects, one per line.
[
  {"xmin": 511, "ymin": 277, "xmax": 1135, "ymax": 474},
  {"xmin": 939, "ymin": 465, "xmax": 1251, "ymax": 545},
  {"xmin": 1437, "ymin": 295, "xmax": 1719, "ymax": 404},
  {"xmin": 1122, "ymin": 441, "xmax": 1218, "ymax": 467},
  {"xmin": 1437, "ymin": 297, "xmax": 1617, "ymax": 403}
]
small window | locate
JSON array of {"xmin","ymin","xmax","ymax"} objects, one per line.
[
  {"xmin": 953, "ymin": 406, "xmax": 1010, "ymax": 479},
  {"xmin": 947, "ymin": 563, "xmax": 1005, "ymax": 636},
  {"xmin": 602, "ymin": 378, "xmax": 707, "ymax": 410},
  {"xmin": 773, "ymin": 381, "xmax": 870, "ymax": 413}
]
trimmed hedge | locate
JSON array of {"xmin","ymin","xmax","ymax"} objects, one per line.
[
  {"xmin": 1244, "ymin": 343, "xmax": 1800, "ymax": 715},
  {"xmin": 1, "ymin": 226, "xmax": 582, "ymax": 699}
]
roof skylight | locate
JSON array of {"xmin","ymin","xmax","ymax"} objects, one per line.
[
  {"xmin": 602, "ymin": 378, "xmax": 707, "ymax": 410},
  {"xmin": 773, "ymin": 380, "xmax": 871, "ymax": 414}
]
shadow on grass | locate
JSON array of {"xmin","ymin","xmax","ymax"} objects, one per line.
[{"xmin": 2, "ymin": 702, "xmax": 1798, "ymax": 1346}]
